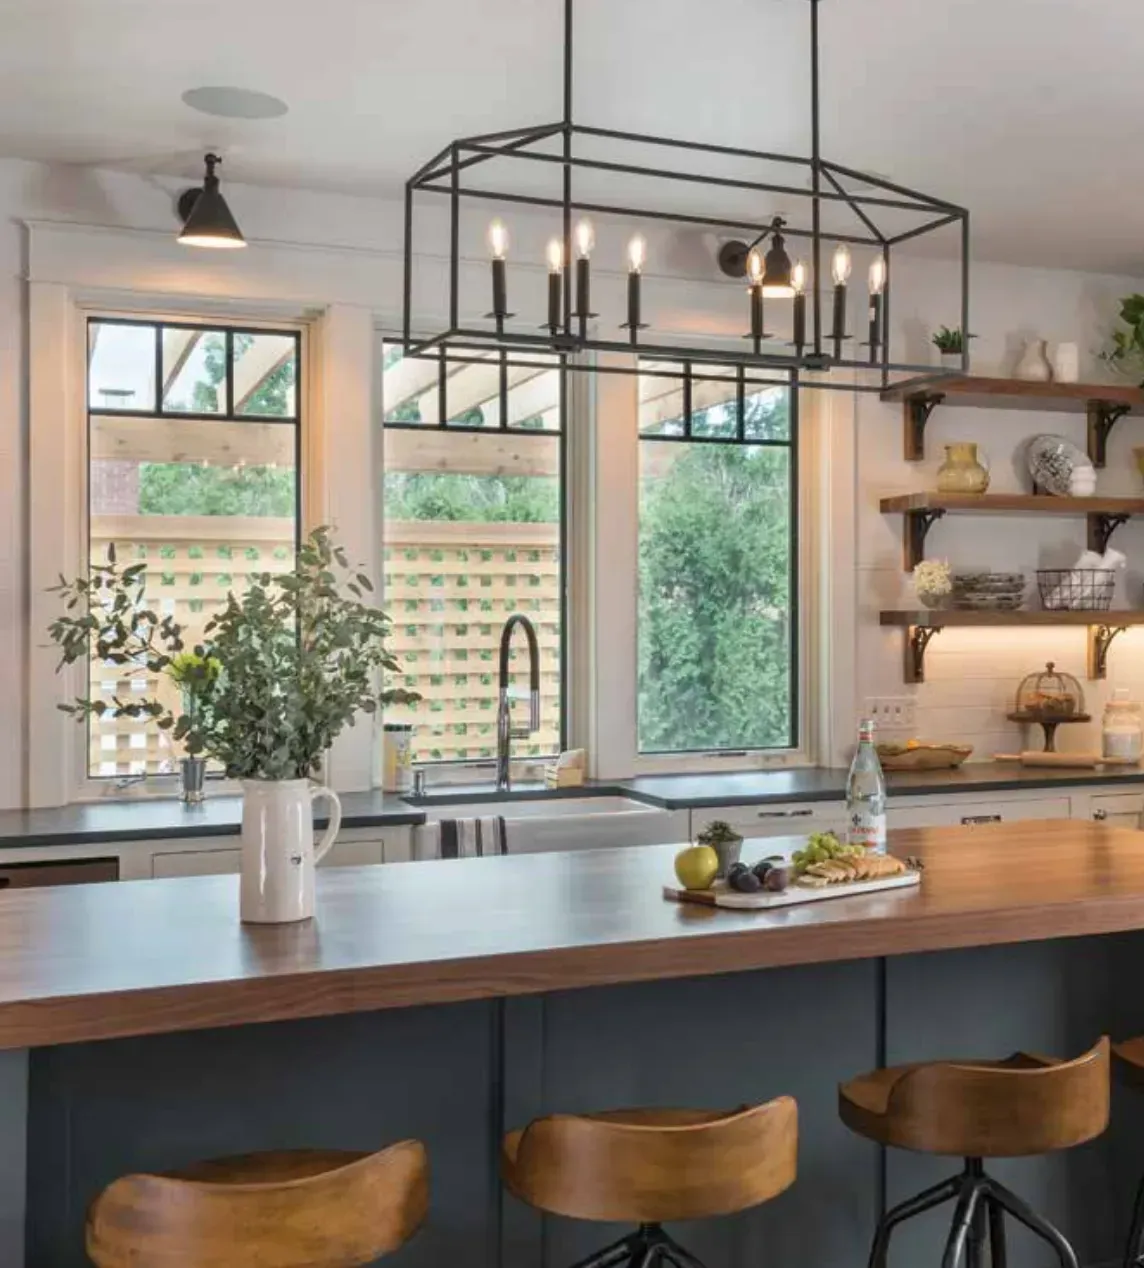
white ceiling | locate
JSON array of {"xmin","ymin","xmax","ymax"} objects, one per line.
[{"xmin": 0, "ymin": 0, "xmax": 1141, "ymax": 273}]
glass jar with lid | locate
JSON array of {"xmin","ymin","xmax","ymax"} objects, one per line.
[{"xmin": 1102, "ymin": 690, "xmax": 1144, "ymax": 763}]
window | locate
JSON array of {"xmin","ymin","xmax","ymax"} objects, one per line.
[
  {"xmin": 86, "ymin": 319, "xmax": 301, "ymax": 779},
  {"xmin": 637, "ymin": 363, "xmax": 796, "ymax": 755},
  {"xmin": 379, "ymin": 343, "xmax": 563, "ymax": 765}
]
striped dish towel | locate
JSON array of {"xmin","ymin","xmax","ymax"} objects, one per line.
[{"xmin": 413, "ymin": 817, "xmax": 509, "ymax": 862}]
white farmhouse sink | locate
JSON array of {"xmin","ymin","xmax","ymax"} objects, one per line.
[{"xmin": 419, "ymin": 796, "xmax": 684, "ymax": 855}]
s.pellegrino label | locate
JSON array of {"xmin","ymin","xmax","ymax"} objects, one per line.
[{"xmin": 847, "ymin": 718, "xmax": 888, "ymax": 854}]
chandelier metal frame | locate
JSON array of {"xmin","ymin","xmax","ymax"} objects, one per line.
[{"xmin": 401, "ymin": 0, "xmax": 971, "ymax": 395}]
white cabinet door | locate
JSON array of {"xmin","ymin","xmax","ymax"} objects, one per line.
[
  {"xmin": 888, "ymin": 797, "xmax": 1072, "ymax": 830},
  {"xmin": 152, "ymin": 849, "xmax": 241, "ymax": 878},
  {"xmin": 692, "ymin": 803, "xmax": 845, "ymax": 841},
  {"xmin": 1089, "ymin": 792, "xmax": 1144, "ymax": 828}
]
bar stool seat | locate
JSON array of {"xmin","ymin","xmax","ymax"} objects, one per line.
[
  {"xmin": 840, "ymin": 1038, "xmax": 1109, "ymax": 1268},
  {"xmin": 86, "ymin": 1141, "xmax": 428, "ymax": 1268},
  {"xmin": 1111, "ymin": 1037, "xmax": 1144, "ymax": 1267},
  {"xmin": 503, "ymin": 1098, "xmax": 797, "ymax": 1267}
]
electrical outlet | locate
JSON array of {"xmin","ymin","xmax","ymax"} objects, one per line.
[{"xmin": 863, "ymin": 697, "xmax": 917, "ymax": 732}]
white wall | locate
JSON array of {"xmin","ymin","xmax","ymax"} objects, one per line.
[{"xmin": 2, "ymin": 155, "xmax": 1143, "ymax": 805}]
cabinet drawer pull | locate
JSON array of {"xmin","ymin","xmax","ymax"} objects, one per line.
[
  {"xmin": 961, "ymin": 815, "xmax": 1002, "ymax": 825},
  {"xmin": 756, "ymin": 808, "xmax": 814, "ymax": 820},
  {"xmin": 1094, "ymin": 809, "xmax": 1108, "ymax": 821}
]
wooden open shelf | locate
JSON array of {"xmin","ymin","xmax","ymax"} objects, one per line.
[
  {"xmin": 880, "ymin": 375, "xmax": 1144, "ymax": 465},
  {"xmin": 880, "ymin": 493, "xmax": 1144, "ymax": 570},
  {"xmin": 879, "ymin": 609, "xmax": 1144, "ymax": 683}
]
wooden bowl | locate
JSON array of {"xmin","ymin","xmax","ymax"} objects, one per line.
[{"xmin": 876, "ymin": 743, "xmax": 974, "ymax": 771}]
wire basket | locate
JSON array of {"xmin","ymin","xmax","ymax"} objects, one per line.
[{"xmin": 1036, "ymin": 569, "xmax": 1116, "ymax": 611}]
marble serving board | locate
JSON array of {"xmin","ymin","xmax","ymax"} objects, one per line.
[{"xmin": 664, "ymin": 868, "xmax": 921, "ymax": 910}]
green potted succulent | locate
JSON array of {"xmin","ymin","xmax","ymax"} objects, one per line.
[
  {"xmin": 932, "ymin": 325, "xmax": 973, "ymax": 371},
  {"xmin": 696, "ymin": 819, "xmax": 745, "ymax": 880},
  {"xmin": 48, "ymin": 527, "xmax": 417, "ymax": 923}
]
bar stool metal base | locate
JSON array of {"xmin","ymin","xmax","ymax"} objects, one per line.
[
  {"xmin": 868, "ymin": 1158, "xmax": 1079, "ymax": 1268},
  {"xmin": 567, "ymin": 1223, "xmax": 708, "ymax": 1268},
  {"xmin": 1123, "ymin": 1170, "xmax": 1144, "ymax": 1268}
]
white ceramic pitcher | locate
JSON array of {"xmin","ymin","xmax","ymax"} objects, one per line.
[{"xmin": 239, "ymin": 779, "xmax": 342, "ymax": 924}]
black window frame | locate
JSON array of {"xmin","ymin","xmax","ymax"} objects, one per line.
[
  {"xmin": 637, "ymin": 361, "xmax": 800, "ymax": 756},
  {"xmin": 85, "ymin": 315, "xmax": 304, "ymax": 782},
  {"xmin": 380, "ymin": 340, "xmax": 568, "ymax": 765}
]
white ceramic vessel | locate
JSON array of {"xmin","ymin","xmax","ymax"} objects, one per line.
[
  {"xmin": 1016, "ymin": 338, "xmax": 1053, "ymax": 382},
  {"xmin": 240, "ymin": 778, "xmax": 342, "ymax": 923}
]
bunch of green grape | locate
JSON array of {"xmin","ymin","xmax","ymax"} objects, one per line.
[{"xmin": 791, "ymin": 830, "xmax": 863, "ymax": 874}]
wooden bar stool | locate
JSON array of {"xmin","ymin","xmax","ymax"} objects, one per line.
[
  {"xmin": 501, "ymin": 1098, "xmax": 797, "ymax": 1267},
  {"xmin": 86, "ymin": 1141, "xmax": 428, "ymax": 1267},
  {"xmin": 1112, "ymin": 1036, "xmax": 1144, "ymax": 1267},
  {"xmin": 840, "ymin": 1037, "xmax": 1109, "ymax": 1268}
]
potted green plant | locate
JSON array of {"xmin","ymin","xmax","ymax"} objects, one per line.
[
  {"xmin": 696, "ymin": 819, "xmax": 745, "ymax": 880},
  {"xmin": 1102, "ymin": 294, "xmax": 1144, "ymax": 385},
  {"xmin": 932, "ymin": 325, "xmax": 973, "ymax": 371},
  {"xmin": 48, "ymin": 527, "xmax": 417, "ymax": 923}
]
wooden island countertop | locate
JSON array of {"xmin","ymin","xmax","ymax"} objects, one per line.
[{"xmin": 2, "ymin": 820, "xmax": 1144, "ymax": 1050}]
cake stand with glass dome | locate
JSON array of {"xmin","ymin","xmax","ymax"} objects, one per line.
[{"xmin": 1008, "ymin": 662, "xmax": 1090, "ymax": 752}]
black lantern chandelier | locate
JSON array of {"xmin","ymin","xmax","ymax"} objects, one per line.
[{"xmin": 402, "ymin": 0, "xmax": 970, "ymax": 394}]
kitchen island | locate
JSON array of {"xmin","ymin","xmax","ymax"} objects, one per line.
[{"xmin": 6, "ymin": 821, "xmax": 1144, "ymax": 1266}]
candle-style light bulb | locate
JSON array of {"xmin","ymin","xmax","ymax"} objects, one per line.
[
  {"xmin": 831, "ymin": 243, "xmax": 852, "ymax": 286},
  {"xmin": 575, "ymin": 219, "xmax": 595, "ymax": 260},
  {"xmin": 545, "ymin": 238, "xmax": 564, "ymax": 333},
  {"xmin": 868, "ymin": 256, "xmax": 887, "ymax": 296},
  {"xmin": 627, "ymin": 234, "xmax": 647, "ymax": 274},
  {"xmin": 746, "ymin": 248, "xmax": 765, "ymax": 288},
  {"xmin": 791, "ymin": 260, "xmax": 808, "ymax": 296},
  {"xmin": 488, "ymin": 219, "xmax": 509, "ymax": 261},
  {"xmin": 547, "ymin": 238, "xmax": 564, "ymax": 273}
]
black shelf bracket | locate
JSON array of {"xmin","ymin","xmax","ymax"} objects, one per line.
[
  {"xmin": 904, "ymin": 508, "xmax": 947, "ymax": 571},
  {"xmin": 1088, "ymin": 512, "xmax": 1132, "ymax": 554},
  {"xmin": 1087, "ymin": 401, "xmax": 1132, "ymax": 468},
  {"xmin": 903, "ymin": 392, "xmax": 945, "ymax": 462},
  {"xmin": 904, "ymin": 624, "xmax": 942, "ymax": 683},
  {"xmin": 1088, "ymin": 624, "xmax": 1128, "ymax": 680}
]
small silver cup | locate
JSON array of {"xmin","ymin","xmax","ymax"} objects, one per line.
[{"xmin": 180, "ymin": 757, "xmax": 207, "ymax": 805}]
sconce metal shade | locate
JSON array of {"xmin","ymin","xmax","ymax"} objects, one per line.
[
  {"xmin": 761, "ymin": 230, "xmax": 794, "ymax": 298},
  {"xmin": 177, "ymin": 154, "xmax": 246, "ymax": 249}
]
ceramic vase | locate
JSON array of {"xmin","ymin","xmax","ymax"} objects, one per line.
[
  {"xmin": 1053, "ymin": 342, "xmax": 1080, "ymax": 383},
  {"xmin": 936, "ymin": 442, "xmax": 990, "ymax": 494},
  {"xmin": 1016, "ymin": 339, "xmax": 1053, "ymax": 382},
  {"xmin": 240, "ymin": 779, "xmax": 342, "ymax": 924}
]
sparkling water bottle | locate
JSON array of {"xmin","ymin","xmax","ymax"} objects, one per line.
[{"xmin": 846, "ymin": 718, "xmax": 887, "ymax": 853}]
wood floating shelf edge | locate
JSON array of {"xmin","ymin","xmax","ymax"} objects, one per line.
[
  {"xmin": 880, "ymin": 494, "xmax": 1144, "ymax": 570},
  {"xmin": 880, "ymin": 376, "xmax": 1144, "ymax": 465},
  {"xmin": 879, "ymin": 610, "xmax": 1144, "ymax": 683}
]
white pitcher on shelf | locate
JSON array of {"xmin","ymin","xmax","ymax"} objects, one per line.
[{"xmin": 240, "ymin": 779, "xmax": 342, "ymax": 924}]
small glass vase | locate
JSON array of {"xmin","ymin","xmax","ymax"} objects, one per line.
[{"xmin": 180, "ymin": 757, "xmax": 207, "ymax": 805}]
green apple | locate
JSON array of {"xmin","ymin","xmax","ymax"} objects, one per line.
[{"xmin": 674, "ymin": 844, "xmax": 720, "ymax": 891}]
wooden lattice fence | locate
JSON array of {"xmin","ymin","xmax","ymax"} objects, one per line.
[{"xmin": 87, "ymin": 515, "xmax": 561, "ymax": 775}]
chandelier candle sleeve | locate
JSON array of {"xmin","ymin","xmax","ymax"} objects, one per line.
[
  {"xmin": 831, "ymin": 244, "xmax": 851, "ymax": 356},
  {"xmin": 574, "ymin": 219, "xmax": 594, "ymax": 337},
  {"xmin": 747, "ymin": 248, "xmax": 765, "ymax": 349},
  {"xmin": 488, "ymin": 219, "xmax": 509, "ymax": 324},
  {"xmin": 868, "ymin": 257, "xmax": 886, "ymax": 364},
  {"xmin": 792, "ymin": 261, "xmax": 808, "ymax": 352},
  {"xmin": 626, "ymin": 234, "xmax": 646, "ymax": 342},
  {"xmin": 546, "ymin": 238, "xmax": 563, "ymax": 333}
]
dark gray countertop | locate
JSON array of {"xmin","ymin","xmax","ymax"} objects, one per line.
[
  {"xmin": 1, "ymin": 764, "xmax": 1141, "ymax": 849},
  {"xmin": 0, "ymin": 791, "xmax": 425, "ymax": 848},
  {"xmin": 618, "ymin": 763, "xmax": 1144, "ymax": 809}
]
